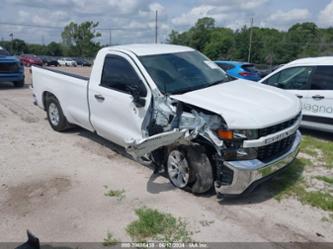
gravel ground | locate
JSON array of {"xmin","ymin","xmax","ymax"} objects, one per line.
[{"xmin": 0, "ymin": 66, "xmax": 332, "ymax": 243}]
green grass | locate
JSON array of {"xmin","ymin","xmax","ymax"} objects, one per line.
[
  {"xmin": 104, "ymin": 188, "xmax": 125, "ymax": 200},
  {"xmin": 126, "ymin": 207, "xmax": 191, "ymax": 242},
  {"xmin": 299, "ymin": 190, "xmax": 333, "ymax": 211},
  {"xmin": 301, "ymin": 135, "xmax": 333, "ymax": 168},
  {"xmin": 103, "ymin": 232, "xmax": 119, "ymax": 247},
  {"xmin": 315, "ymin": 176, "xmax": 333, "ymax": 185},
  {"xmin": 268, "ymin": 158, "xmax": 333, "ymax": 211},
  {"xmin": 321, "ymin": 213, "xmax": 333, "ymax": 222},
  {"xmin": 269, "ymin": 158, "xmax": 308, "ymax": 201}
]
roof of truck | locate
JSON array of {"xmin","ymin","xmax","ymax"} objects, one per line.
[{"xmin": 105, "ymin": 44, "xmax": 195, "ymax": 56}]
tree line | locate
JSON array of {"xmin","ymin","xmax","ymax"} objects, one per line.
[
  {"xmin": 0, "ymin": 21, "xmax": 101, "ymax": 58},
  {"xmin": 168, "ymin": 17, "xmax": 333, "ymax": 65},
  {"xmin": 1, "ymin": 18, "xmax": 333, "ymax": 64}
]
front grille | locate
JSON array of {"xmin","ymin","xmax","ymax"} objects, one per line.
[
  {"xmin": 257, "ymin": 133, "xmax": 296, "ymax": 162},
  {"xmin": 0, "ymin": 63, "xmax": 19, "ymax": 73},
  {"xmin": 258, "ymin": 113, "xmax": 300, "ymax": 137}
]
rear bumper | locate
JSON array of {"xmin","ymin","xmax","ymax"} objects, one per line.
[
  {"xmin": 0, "ymin": 72, "xmax": 24, "ymax": 82},
  {"xmin": 215, "ymin": 130, "xmax": 302, "ymax": 195}
]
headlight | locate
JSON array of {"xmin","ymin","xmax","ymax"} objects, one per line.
[
  {"xmin": 216, "ymin": 129, "xmax": 258, "ymax": 140},
  {"xmin": 216, "ymin": 129, "xmax": 258, "ymax": 161},
  {"xmin": 233, "ymin": 129, "xmax": 258, "ymax": 140}
]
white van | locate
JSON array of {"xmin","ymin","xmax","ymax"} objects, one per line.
[{"xmin": 260, "ymin": 57, "xmax": 333, "ymax": 133}]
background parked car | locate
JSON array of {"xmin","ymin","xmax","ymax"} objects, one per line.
[
  {"xmin": 73, "ymin": 57, "xmax": 92, "ymax": 67},
  {"xmin": 215, "ymin": 61, "xmax": 261, "ymax": 81},
  {"xmin": 40, "ymin": 56, "xmax": 59, "ymax": 67},
  {"xmin": 0, "ymin": 46, "xmax": 25, "ymax": 87},
  {"xmin": 260, "ymin": 57, "xmax": 333, "ymax": 133},
  {"xmin": 20, "ymin": 54, "xmax": 43, "ymax": 67},
  {"xmin": 58, "ymin": 57, "xmax": 77, "ymax": 67}
]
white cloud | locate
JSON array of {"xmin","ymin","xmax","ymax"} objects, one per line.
[
  {"xmin": 264, "ymin": 8, "xmax": 310, "ymax": 30},
  {"xmin": 172, "ymin": 5, "xmax": 230, "ymax": 26},
  {"xmin": 0, "ymin": 0, "xmax": 325, "ymax": 44},
  {"xmin": 149, "ymin": 2, "xmax": 165, "ymax": 12},
  {"xmin": 203, "ymin": 0, "xmax": 267, "ymax": 10},
  {"xmin": 268, "ymin": 9, "xmax": 310, "ymax": 22},
  {"xmin": 171, "ymin": 0, "xmax": 267, "ymax": 28},
  {"xmin": 318, "ymin": 0, "xmax": 333, "ymax": 26}
]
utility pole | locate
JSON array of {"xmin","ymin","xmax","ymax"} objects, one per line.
[
  {"xmin": 248, "ymin": 17, "xmax": 254, "ymax": 63},
  {"xmin": 109, "ymin": 29, "xmax": 112, "ymax": 46},
  {"xmin": 9, "ymin": 33, "xmax": 14, "ymax": 54},
  {"xmin": 155, "ymin": 10, "xmax": 158, "ymax": 44}
]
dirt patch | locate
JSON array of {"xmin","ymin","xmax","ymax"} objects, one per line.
[
  {"xmin": 1, "ymin": 176, "xmax": 71, "ymax": 217},
  {"xmin": 74, "ymin": 140, "xmax": 121, "ymax": 160},
  {"xmin": 0, "ymin": 98, "xmax": 39, "ymax": 123}
]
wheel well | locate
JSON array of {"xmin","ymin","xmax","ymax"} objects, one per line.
[{"xmin": 42, "ymin": 91, "xmax": 56, "ymax": 110}]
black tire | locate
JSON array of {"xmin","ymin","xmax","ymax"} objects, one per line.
[
  {"xmin": 167, "ymin": 145, "xmax": 213, "ymax": 194},
  {"xmin": 45, "ymin": 95, "xmax": 70, "ymax": 131},
  {"xmin": 13, "ymin": 80, "xmax": 24, "ymax": 88}
]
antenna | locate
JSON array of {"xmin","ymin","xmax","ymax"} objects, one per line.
[
  {"xmin": 248, "ymin": 17, "xmax": 254, "ymax": 63},
  {"xmin": 155, "ymin": 10, "xmax": 158, "ymax": 44},
  {"xmin": 109, "ymin": 29, "xmax": 112, "ymax": 46}
]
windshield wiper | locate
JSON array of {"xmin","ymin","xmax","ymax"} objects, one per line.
[{"xmin": 206, "ymin": 77, "xmax": 229, "ymax": 87}]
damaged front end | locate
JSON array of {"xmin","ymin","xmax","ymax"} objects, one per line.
[
  {"xmin": 125, "ymin": 88, "xmax": 302, "ymax": 197},
  {"xmin": 126, "ymin": 90, "xmax": 226, "ymax": 159}
]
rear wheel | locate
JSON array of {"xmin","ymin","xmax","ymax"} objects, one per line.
[
  {"xmin": 13, "ymin": 80, "xmax": 24, "ymax": 88},
  {"xmin": 167, "ymin": 145, "xmax": 213, "ymax": 194},
  {"xmin": 46, "ymin": 96, "xmax": 70, "ymax": 131}
]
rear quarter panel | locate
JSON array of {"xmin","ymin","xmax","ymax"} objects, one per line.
[{"xmin": 32, "ymin": 66, "xmax": 94, "ymax": 131}]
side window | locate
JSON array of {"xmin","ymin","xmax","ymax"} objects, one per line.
[
  {"xmin": 265, "ymin": 71, "xmax": 280, "ymax": 85},
  {"xmin": 310, "ymin": 66, "xmax": 333, "ymax": 90},
  {"xmin": 101, "ymin": 55, "xmax": 147, "ymax": 96},
  {"xmin": 264, "ymin": 66, "xmax": 313, "ymax": 90}
]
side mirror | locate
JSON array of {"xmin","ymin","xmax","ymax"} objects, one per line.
[{"xmin": 128, "ymin": 82, "xmax": 146, "ymax": 108}]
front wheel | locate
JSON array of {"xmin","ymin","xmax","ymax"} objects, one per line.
[
  {"xmin": 46, "ymin": 96, "xmax": 70, "ymax": 131},
  {"xmin": 167, "ymin": 145, "xmax": 213, "ymax": 194}
]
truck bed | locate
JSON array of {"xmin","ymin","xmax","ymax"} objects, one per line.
[
  {"xmin": 38, "ymin": 66, "xmax": 90, "ymax": 81},
  {"xmin": 32, "ymin": 66, "xmax": 94, "ymax": 131}
]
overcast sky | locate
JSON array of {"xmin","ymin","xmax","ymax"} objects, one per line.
[{"xmin": 1, "ymin": 0, "xmax": 333, "ymax": 45}]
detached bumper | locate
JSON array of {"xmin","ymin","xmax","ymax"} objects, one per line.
[{"xmin": 215, "ymin": 130, "xmax": 302, "ymax": 195}]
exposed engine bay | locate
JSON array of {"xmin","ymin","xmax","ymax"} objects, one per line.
[{"xmin": 126, "ymin": 89, "xmax": 226, "ymax": 159}]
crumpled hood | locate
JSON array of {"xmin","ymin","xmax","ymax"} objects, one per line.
[{"xmin": 171, "ymin": 79, "xmax": 301, "ymax": 129}]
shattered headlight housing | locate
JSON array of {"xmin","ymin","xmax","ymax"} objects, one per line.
[{"xmin": 216, "ymin": 129, "xmax": 258, "ymax": 161}]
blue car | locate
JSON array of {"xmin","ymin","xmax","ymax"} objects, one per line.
[
  {"xmin": 0, "ymin": 47, "xmax": 25, "ymax": 87},
  {"xmin": 214, "ymin": 61, "xmax": 261, "ymax": 81}
]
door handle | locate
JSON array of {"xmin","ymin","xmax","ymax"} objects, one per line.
[
  {"xmin": 296, "ymin": 94, "xmax": 303, "ymax": 99},
  {"xmin": 94, "ymin": 94, "xmax": 105, "ymax": 101},
  {"xmin": 312, "ymin": 95, "xmax": 325, "ymax": 100}
]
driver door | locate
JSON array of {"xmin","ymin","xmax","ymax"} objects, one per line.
[{"xmin": 89, "ymin": 52, "xmax": 151, "ymax": 147}]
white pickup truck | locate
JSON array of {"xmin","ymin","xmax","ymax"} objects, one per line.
[{"xmin": 32, "ymin": 44, "xmax": 302, "ymax": 196}]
